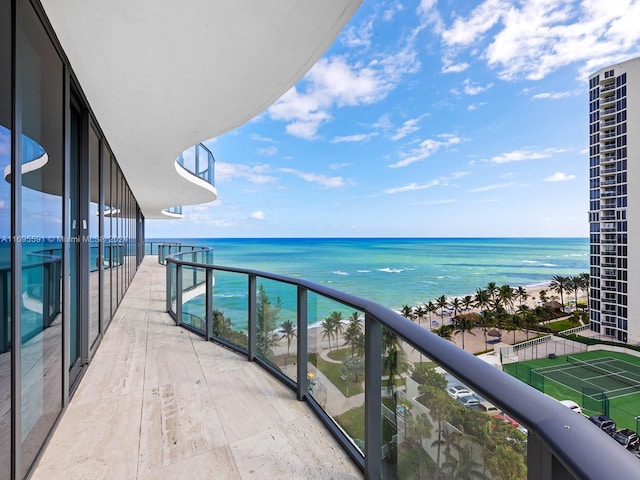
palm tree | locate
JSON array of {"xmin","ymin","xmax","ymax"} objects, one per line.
[
  {"xmin": 474, "ymin": 288, "xmax": 491, "ymax": 345},
  {"xmin": 405, "ymin": 413, "xmax": 433, "ymax": 478},
  {"xmin": 327, "ymin": 311, "xmax": 345, "ymax": 347},
  {"xmin": 436, "ymin": 295, "xmax": 449, "ymax": 326},
  {"xmin": 550, "ymin": 275, "xmax": 569, "ymax": 312},
  {"xmin": 486, "ymin": 281, "xmax": 499, "ymax": 303},
  {"xmin": 516, "ymin": 304, "xmax": 533, "ymax": 340},
  {"xmin": 442, "ymin": 443, "xmax": 486, "ymax": 480},
  {"xmin": 280, "ymin": 319, "xmax": 296, "ymax": 356},
  {"xmin": 434, "ymin": 325, "xmax": 454, "ymax": 342},
  {"xmin": 450, "ymin": 297, "xmax": 463, "ymax": 318},
  {"xmin": 400, "ymin": 304, "xmax": 414, "ymax": 320},
  {"xmin": 414, "ymin": 304, "xmax": 426, "ymax": 327},
  {"xmin": 321, "ymin": 318, "xmax": 336, "ymax": 351},
  {"xmin": 514, "ymin": 285, "xmax": 528, "ymax": 307},
  {"xmin": 453, "ymin": 315, "xmax": 475, "ymax": 350},
  {"xmin": 425, "ymin": 301, "xmax": 437, "ymax": 331},
  {"xmin": 498, "ymin": 284, "xmax": 514, "ymax": 313},
  {"xmin": 343, "ymin": 312, "xmax": 363, "ymax": 357},
  {"xmin": 461, "ymin": 294, "xmax": 474, "ymax": 313}
]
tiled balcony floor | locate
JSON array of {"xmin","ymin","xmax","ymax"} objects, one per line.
[{"xmin": 32, "ymin": 257, "xmax": 362, "ymax": 480}]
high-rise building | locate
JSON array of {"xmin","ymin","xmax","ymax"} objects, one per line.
[{"xmin": 588, "ymin": 57, "xmax": 640, "ymax": 344}]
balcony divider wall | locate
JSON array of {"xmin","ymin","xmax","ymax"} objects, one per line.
[{"xmin": 1, "ymin": 1, "xmax": 144, "ymax": 478}]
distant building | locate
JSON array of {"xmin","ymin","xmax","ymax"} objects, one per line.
[{"xmin": 588, "ymin": 57, "xmax": 640, "ymax": 343}]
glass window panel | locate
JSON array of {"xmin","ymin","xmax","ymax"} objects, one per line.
[
  {"xmin": 0, "ymin": 0, "xmax": 11, "ymax": 474},
  {"xmin": 256, "ymin": 278, "xmax": 297, "ymax": 377},
  {"xmin": 102, "ymin": 150, "xmax": 111, "ymax": 328},
  {"xmin": 211, "ymin": 270, "xmax": 248, "ymax": 350},
  {"xmin": 88, "ymin": 125, "xmax": 100, "ymax": 346},
  {"xmin": 307, "ymin": 294, "xmax": 365, "ymax": 452},
  {"xmin": 20, "ymin": 3, "xmax": 63, "ymax": 474}
]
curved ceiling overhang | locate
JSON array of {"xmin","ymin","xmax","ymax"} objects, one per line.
[{"xmin": 41, "ymin": 0, "xmax": 361, "ymax": 219}]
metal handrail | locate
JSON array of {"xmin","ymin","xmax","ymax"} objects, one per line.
[{"xmin": 163, "ymin": 245, "xmax": 639, "ymax": 479}]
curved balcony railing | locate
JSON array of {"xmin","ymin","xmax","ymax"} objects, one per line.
[
  {"xmin": 176, "ymin": 143, "xmax": 215, "ymax": 187},
  {"xmin": 162, "ymin": 244, "xmax": 638, "ymax": 479}
]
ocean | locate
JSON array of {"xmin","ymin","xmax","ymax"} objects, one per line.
[{"xmin": 151, "ymin": 237, "xmax": 589, "ymax": 313}]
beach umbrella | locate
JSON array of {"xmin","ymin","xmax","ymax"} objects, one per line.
[{"xmin": 487, "ymin": 329, "xmax": 501, "ymax": 338}]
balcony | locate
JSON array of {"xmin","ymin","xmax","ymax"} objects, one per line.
[
  {"xmin": 600, "ymin": 142, "xmax": 616, "ymax": 151},
  {"xmin": 600, "ymin": 83, "xmax": 615, "ymax": 93},
  {"xmin": 601, "ymin": 119, "xmax": 617, "ymax": 127},
  {"xmin": 32, "ymin": 250, "xmax": 639, "ymax": 479},
  {"xmin": 600, "ymin": 166, "xmax": 617, "ymax": 174}
]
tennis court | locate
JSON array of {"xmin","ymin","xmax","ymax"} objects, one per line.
[{"xmin": 535, "ymin": 356, "xmax": 640, "ymax": 399}]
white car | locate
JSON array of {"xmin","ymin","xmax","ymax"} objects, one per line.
[
  {"xmin": 447, "ymin": 384, "xmax": 474, "ymax": 399},
  {"xmin": 559, "ymin": 399, "xmax": 582, "ymax": 414}
]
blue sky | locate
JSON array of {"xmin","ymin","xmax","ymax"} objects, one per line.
[{"xmin": 146, "ymin": 0, "xmax": 640, "ymax": 238}]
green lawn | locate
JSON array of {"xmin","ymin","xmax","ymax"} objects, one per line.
[
  {"xmin": 504, "ymin": 350, "xmax": 640, "ymax": 430},
  {"xmin": 309, "ymin": 351, "xmax": 364, "ymax": 397}
]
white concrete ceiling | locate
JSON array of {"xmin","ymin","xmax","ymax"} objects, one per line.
[{"xmin": 41, "ymin": 0, "xmax": 361, "ymax": 218}]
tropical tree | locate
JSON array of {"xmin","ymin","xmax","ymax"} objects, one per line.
[
  {"xmin": 328, "ymin": 311, "xmax": 345, "ymax": 346},
  {"xmin": 343, "ymin": 312, "xmax": 363, "ymax": 357},
  {"xmin": 425, "ymin": 301, "xmax": 437, "ymax": 331},
  {"xmin": 539, "ymin": 289, "xmax": 549, "ymax": 303},
  {"xmin": 280, "ymin": 319, "xmax": 296, "ymax": 356},
  {"xmin": 414, "ymin": 304, "xmax": 426, "ymax": 327},
  {"xmin": 450, "ymin": 297, "xmax": 463, "ymax": 318},
  {"xmin": 434, "ymin": 325, "xmax": 454, "ymax": 342},
  {"xmin": 498, "ymin": 284, "xmax": 514, "ymax": 313},
  {"xmin": 550, "ymin": 275, "xmax": 569, "ymax": 311},
  {"xmin": 442, "ymin": 443, "xmax": 486, "ymax": 480},
  {"xmin": 256, "ymin": 285, "xmax": 282, "ymax": 359},
  {"xmin": 486, "ymin": 282, "xmax": 499, "ymax": 303},
  {"xmin": 339, "ymin": 355, "xmax": 364, "ymax": 383},
  {"xmin": 461, "ymin": 295, "xmax": 474, "ymax": 313},
  {"xmin": 436, "ymin": 295, "xmax": 449, "ymax": 326},
  {"xmin": 405, "ymin": 413, "xmax": 433, "ymax": 478},
  {"xmin": 321, "ymin": 318, "xmax": 336, "ymax": 351},
  {"xmin": 516, "ymin": 304, "xmax": 533, "ymax": 340},
  {"xmin": 514, "ymin": 285, "xmax": 528, "ymax": 307},
  {"xmin": 400, "ymin": 304, "xmax": 414, "ymax": 320},
  {"xmin": 419, "ymin": 387, "xmax": 451, "ymax": 472},
  {"xmin": 453, "ymin": 315, "xmax": 475, "ymax": 351}
]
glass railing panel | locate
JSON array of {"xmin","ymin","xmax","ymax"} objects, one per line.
[
  {"xmin": 386, "ymin": 332, "xmax": 527, "ymax": 479},
  {"xmin": 307, "ymin": 292, "xmax": 366, "ymax": 453},
  {"xmin": 169, "ymin": 262, "xmax": 177, "ymax": 316},
  {"xmin": 181, "ymin": 265, "xmax": 207, "ymax": 333},
  {"xmin": 211, "ymin": 269, "xmax": 248, "ymax": 350},
  {"xmin": 255, "ymin": 278, "xmax": 297, "ymax": 378}
]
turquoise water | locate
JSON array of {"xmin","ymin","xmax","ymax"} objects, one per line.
[{"xmin": 155, "ymin": 238, "xmax": 589, "ymax": 326}]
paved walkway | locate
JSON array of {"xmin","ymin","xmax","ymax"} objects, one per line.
[{"xmin": 32, "ymin": 257, "xmax": 361, "ymax": 480}]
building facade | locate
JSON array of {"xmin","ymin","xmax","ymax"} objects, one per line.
[
  {"xmin": 0, "ymin": 1, "xmax": 360, "ymax": 478},
  {"xmin": 588, "ymin": 57, "xmax": 640, "ymax": 344}
]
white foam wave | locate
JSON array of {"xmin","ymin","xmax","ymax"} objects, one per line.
[
  {"xmin": 522, "ymin": 260, "xmax": 537, "ymax": 264},
  {"xmin": 357, "ymin": 269, "xmax": 371, "ymax": 273},
  {"xmin": 333, "ymin": 270, "xmax": 349, "ymax": 276},
  {"xmin": 378, "ymin": 267, "xmax": 403, "ymax": 273}
]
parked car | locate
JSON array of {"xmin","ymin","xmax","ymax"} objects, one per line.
[
  {"xmin": 457, "ymin": 395, "xmax": 480, "ymax": 408},
  {"xmin": 559, "ymin": 399, "xmax": 582, "ymax": 414},
  {"xmin": 447, "ymin": 384, "xmax": 474, "ymax": 399},
  {"xmin": 589, "ymin": 414, "xmax": 616, "ymax": 435},
  {"xmin": 612, "ymin": 429, "xmax": 640, "ymax": 451},
  {"xmin": 471, "ymin": 400, "xmax": 500, "ymax": 414}
]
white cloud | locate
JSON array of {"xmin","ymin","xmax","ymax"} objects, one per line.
[
  {"xmin": 0, "ymin": 200, "xmax": 5, "ymax": 209},
  {"xmin": 390, "ymin": 135, "xmax": 462, "ymax": 168},
  {"xmin": 488, "ymin": 147, "xmax": 563, "ymax": 164},
  {"xmin": 384, "ymin": 180, "xmax": 439, "ymax": 194},
  {"xmin": 279, "ymin": 168, "xmax": 346, "ymax": 188},
  {"xmin": 545, "ymin": 172, "xmax": 576, "ymax": 182},
  {"xmin": 462, "ymin": 78, "xmax": 493, "ymax": 95},
  {"xmin": 436, "ymin": 0, "xmax": 640, "ymax": 81},
  {"xmin": 341, "ymin": 16, "xmax": 374, "ymax": 48},
  {"xmin": 331, "ymin": 133, "xmax": 378, "ymax": 143},
  {"xmin": 531, "ymin": 91, "xmax": 574, "ymax": 100},
  {"xmin": 468, "ymin": 102, "xmax": 487, "ymax": 111},
  {"xmin": 391, "ymin": 117, "xmax": 423, "ymax": 140},
  {"xmin": 251, "ymin": 134, "xmax": 275, "ymax": 143},
  {"xmin": 467, "ymin": 182, "xmax": 516, "ymax": 193},
  {"xmin": 329, "ymin": 163, "xmax": 350, "ymax": 170},
  {"xmin": 257, "ymin": 146, "xmax": 278, "ymax": 156},
  {"xmin": 251, "ymin": 210, "xmax": 265, "ymax": 220},
  {"xmin": 268, "ymin": 30, "xmax": 420, "ymax": 139},
  {"xmin": 216, "ymin": 162, "xmax": 276, "ymax": 184}
]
